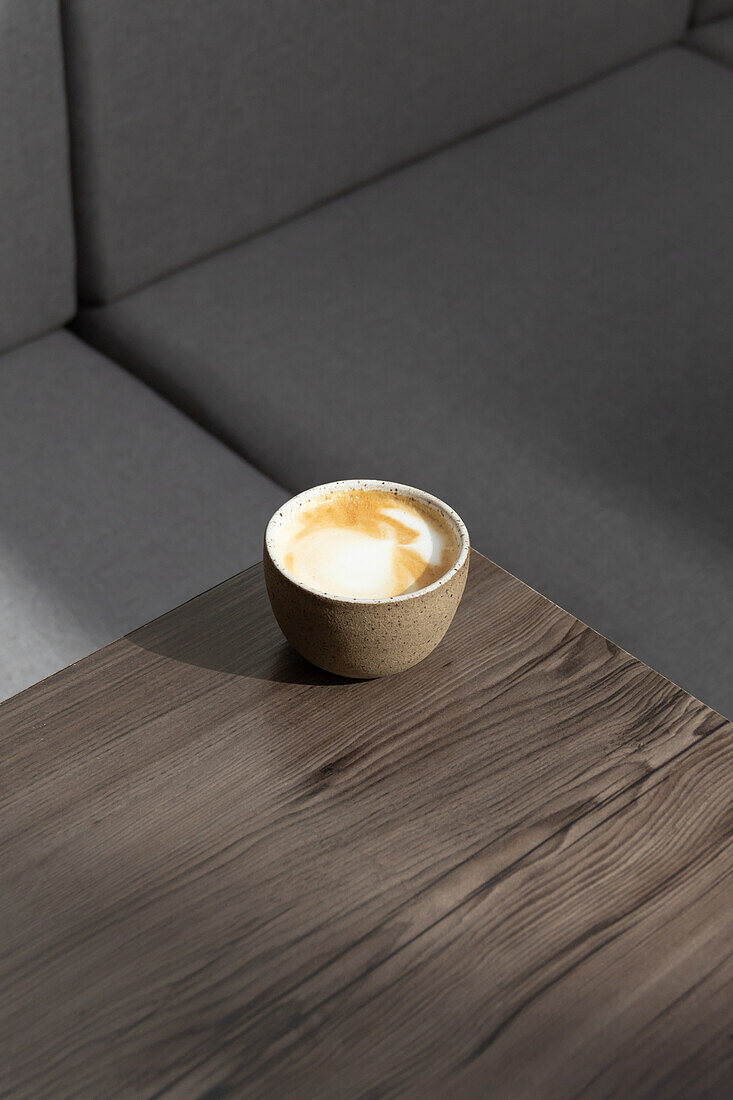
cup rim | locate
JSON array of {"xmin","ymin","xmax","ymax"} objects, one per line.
[{"xmin": 265, "ymin": 479, "xmax": 470, "ymax": 605}]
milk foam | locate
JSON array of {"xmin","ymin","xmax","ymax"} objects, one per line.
[{"xmin": 276, "ymin": 490, "xmax": 458, "ymax": 599}]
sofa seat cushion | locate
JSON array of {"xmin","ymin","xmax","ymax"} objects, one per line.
[
  {"xmin": 688, "ymin": 17, "xmax": 733, "ymax": 65},
  {"xmin": 0, "ymin": 331, "xmax": 286, "ymax": 700},
  {"xmin": 76, "ymin": 49, "xmax": 733, "ymax": 716}
]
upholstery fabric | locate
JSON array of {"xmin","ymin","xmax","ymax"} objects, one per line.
[
  {"xmin": 0, "ymin": 331, "xmax": 287, "ymax": 700},
  {"xmin": 62, "ymin": 0, "xmax": 690, "ymax": 302},
  {"xmin": 691, "ymin": 1, "xmax": 733, "ymax": 23},
  {"xmin": 0, "ymin": 0, "xmax": 75, "ymax": 351},
  {"xmin": 77, "ymin": 49, "xmax": 733, "ymax": 716},
  {"xmin": 688, "ymin": 17, "xmax": 733, "ymax": 62}
]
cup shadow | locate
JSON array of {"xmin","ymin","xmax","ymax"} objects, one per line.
[{"xmin": 128, "ymin": 567, "xmax": 351, "ymax": 686}]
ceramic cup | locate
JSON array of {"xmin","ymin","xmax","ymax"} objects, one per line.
[{"xmin": 263, "ymin": 479, "xmax": 470, "ymax": 678}]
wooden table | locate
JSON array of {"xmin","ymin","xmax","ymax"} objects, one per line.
[{"xmin": 2, "ymin": 550, "xmax": 732, "ymax": 1098}]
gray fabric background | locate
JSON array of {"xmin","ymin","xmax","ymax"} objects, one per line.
[
  {"xmin": 689, "ymin": 16, "xmax": 733, "ymax": 61},
  {"xmin": 0, "ymin": 330, "xmax": 286, "ymax": 700},
  {"xmin": 0, "ymin": 0, "xmax": 75, "ymax": 351},
  {"xmin": 78, "ymin": 49, "xmax": 733, "ymax": 716},
  {"xmin": 63, "ymin": 0, "xmax": 690, "ymax": 303},
  {"xmin": 692, "ymin": 1, "xmax": 733, "ymax": 23}
]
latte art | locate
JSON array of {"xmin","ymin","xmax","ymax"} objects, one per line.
[{"xmin": 277, "ymin": 489, "xmax": 459, "ymax": 599}]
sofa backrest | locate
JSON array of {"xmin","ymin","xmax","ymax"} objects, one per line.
[
  {"xmin": 63, "ymin": 0, "xmax": 691, "ymax": 304},
  {"xmin": 0, "ymin": 1, "xmax": 75, "ymax": 352},
  {"xmin": 692, "ymin": 1, "xmax": 733, "ymax": 21}
]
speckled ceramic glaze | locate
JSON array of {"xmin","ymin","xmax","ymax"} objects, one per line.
[{"xmin": 263, "ymin": 479, "xmax": 470, "ymax": 678}]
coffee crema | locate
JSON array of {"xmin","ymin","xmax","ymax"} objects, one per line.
[{"xmin": 276, "ymin": 488, "xmax": 459, "ymax": 599}]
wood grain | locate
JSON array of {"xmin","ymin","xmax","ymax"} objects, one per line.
[{"xmin": 1, "ymin": 551, "xmax": 731, "ymax": 1098}]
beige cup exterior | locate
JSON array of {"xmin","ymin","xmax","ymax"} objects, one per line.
[{"xmin": 263, "ymin": 480, "xmax": 470, "ymax": 678}]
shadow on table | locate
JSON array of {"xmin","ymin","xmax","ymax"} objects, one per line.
[{"xmin": 128, "ymin": 567, "xmax": 352, "ymax": 687}]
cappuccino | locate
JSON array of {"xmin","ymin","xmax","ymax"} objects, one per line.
[{"xmin": 274, "ymin": 487, "xmax": 459, "ymax": 599}]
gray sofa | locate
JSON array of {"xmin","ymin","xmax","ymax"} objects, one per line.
[{"xmin": 2, "ymin": 1, "xmax": 732, "ymax": 717}]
